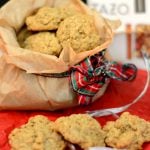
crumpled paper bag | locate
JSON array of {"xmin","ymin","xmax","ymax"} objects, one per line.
[{"xmin": 0, "ymin": 0, "xmax": 119, "ymax": 110}]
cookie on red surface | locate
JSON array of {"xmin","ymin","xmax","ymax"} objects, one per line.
[
  {"xmin": 9, "ymin": 115, "xmax": 66, "ymax": 150},
  {"xmin": 54, "ymin": 114, "xmax": 106, "ymax": 149},
  {"xmin": 103, "ymin": 112, "xmax": 150, "ymax": 150}
]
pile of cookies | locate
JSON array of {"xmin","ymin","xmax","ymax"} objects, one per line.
[
  {"xmin": 17, "ymin": 6, "xmax": 101, "ymax": 56},
  {"xmin": 9, "ymin": 112, "xmax": 150, "ymax": 150},
  {"xmin": 9, "ymin": 114, "xmax": 106, "ymax": 150}
]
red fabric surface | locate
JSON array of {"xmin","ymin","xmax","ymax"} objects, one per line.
[{"xmin": 0, "ymin": 69, "xmax": 150, "ymax": 150}]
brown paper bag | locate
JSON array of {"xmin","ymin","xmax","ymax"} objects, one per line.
[{"xmin": 0, "ymin": 0, "xmax": 119, "ymax": 110}]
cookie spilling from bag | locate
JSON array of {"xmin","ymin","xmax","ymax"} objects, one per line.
[
  {"xmin": 9, "ymin": 113, "xmax": 150, "ymax": 150},
  {"xmin": 54, "ymin": 114, "xmax": 106, "ymax": 149},
  {"xmin": 103, "ymin": 112, "xmax": 150, "ymax": 150},
  {"xmin": 9, "ymin": 115, "xmax": 67, "ymax": 150},
  {"xmin": 17, "ymin": 6, "xmax": 101, "ymax": 56},
  {"xmin": 9, "ymin": 114, "xmax": 106, "ymax": 150}
]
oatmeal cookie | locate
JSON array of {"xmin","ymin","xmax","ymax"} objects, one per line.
[
  {"xmin": 103, "ymin": 112, "xmax": 150, "ymax": 150},
  {"xmin": 24, "ymin": 32, "xmax": 62, "ymax": 56},
  {"xmin": 17, "ymin": 27, "xmax": 32, "ymax": 47},
  {"xmin": 57, "ymin": 14, "xmax": 101, "ymax": 53},
  {"xmin": 9, "ymin": 115, "xmax": 66, "ymax": 150},
  {"xmin": 26, "ymin": 6, "xmax": 78, "ymax": 31},
  {"xmin": 54, "ymin": 114, "xmax": 106, "ymax": 150}
]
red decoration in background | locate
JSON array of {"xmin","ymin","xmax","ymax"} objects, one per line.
[
  {"xmin": 0, "ymin": 69, "xmax": 150, "ymax": 150},
  {"xmin": 136, "ymin": 33, "xmax": 145, "ymax": 51}
]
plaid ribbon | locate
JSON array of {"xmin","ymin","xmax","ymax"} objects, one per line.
[
  {"xmin": 70, "ymin": 50, "xmax": 137, "ymax": 105},
  {"xmin": 39, "ymin": 50, "xmax": 137, "ymax": 105}
]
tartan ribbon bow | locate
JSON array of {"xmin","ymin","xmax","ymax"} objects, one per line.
[{"xmin": 70, "ymin": 50, "xmax": 137, "ymax": 105}]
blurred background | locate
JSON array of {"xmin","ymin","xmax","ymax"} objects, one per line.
[
  {"xmin": 1, "ymin": 0, "xmax": 150, "ymax": 69},
  {"xmin": 86, "ymin": 0, "xmax": 150, "ymax": 69}
]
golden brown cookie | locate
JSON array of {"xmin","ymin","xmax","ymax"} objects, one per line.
[
  {"xmin": 24, "ymin": 32, "xmax": 62, "ymax": 56},
  {"xmin": 9, "ymin": 115, "xmax": 66, "ymax": 150},
  {"xmin": 17, "ymin": 27, "xmax": 33, "ymax": 47},
  {"xmin": 26, "ymin": 6, "xmax": 78, "ymax": 31},
  {"xmin": 103, "ymin": 112, "xmax": 150, "ymax": 150},
  {"xmin": 57, "ymin": 14, "xmax": 101, "ymax": 53},
  {"xmin": 59, "ymin": 8, "xmax": 79, "ymax": 20},
  {"xmin": 54, "ymin": 114, "xmax": 106, "ymax": 150}
]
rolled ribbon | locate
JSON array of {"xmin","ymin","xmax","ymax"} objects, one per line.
[
  {"xmin": 70, "ymin": 50, "xmax": 137, "ymax": 105},
  {"xmin": 86, "ymin": 51, "xmax": 149, "ymax": 117}
]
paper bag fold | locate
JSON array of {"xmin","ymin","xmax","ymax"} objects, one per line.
[{"xmin": 0, "ymin": 0, "xmax": 118, "ymax": 110}]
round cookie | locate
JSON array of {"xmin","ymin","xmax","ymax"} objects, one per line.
[
  {"xmin": 54, "ymin": 114, "xmax": 106, "ymax": 149},
  {"xmin": 24, "ymin": 32, "xmax": 62, "ymax": 56},
  {"xmin": 57, "ymin": 14, "xmax": 101, "ymax": 53},
  {"xmin": 103, "ymin": 112, "xmax": 150, "ymax": 150},
  {"xmin": 9, "ymin": 115, "xmax": 66, "ymax": 150},
  {"xmin": 26, "ymin": 7, "xmax": 78, "ymax": 31}
]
